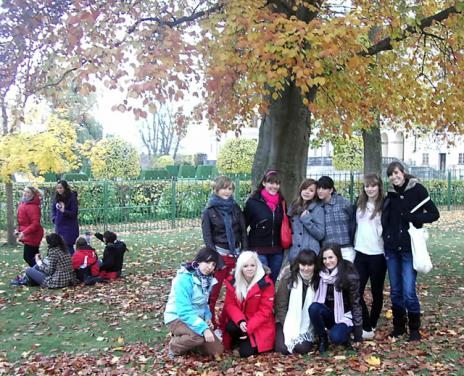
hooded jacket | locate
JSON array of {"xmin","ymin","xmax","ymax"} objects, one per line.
[
  {"xmin": 164, "ymin": 265, "xmax": 217, "ymax": 336},
  {"xmin": 221, "ymin": 274, "xmax": 275, "ymax": 352},
  {"xmin": 72, "ymin": 247, "xmax": 100, "ymax": 277},
  {"xmin": 381, "ymin": 178, "xmax": 439, "ymax": 252},
  {"xmin": 17, "ymin": 195, "xmax": 44, "ymax": 247}
]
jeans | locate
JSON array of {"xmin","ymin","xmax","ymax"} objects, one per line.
[
  {"xmin": 225, "ymin": 320, "xmax": 257, "ymax": 358},
  {"xmin": 354, "ymin": 251, "xmax": 387, "ymax": 331},
  {"xmin": 258, "ymin": 252, "xmax": 283, "ymax": 282},
  {"xmin": 25, "ymin": 265, "xmax": 46, "ymax": 285},
  {"xmin": 309, "ymin": 303, "xmax": 353, "ymax": 344},
  {"xmin": 384, "ymin": 250, "xmax": 420, "ymax": 314}
]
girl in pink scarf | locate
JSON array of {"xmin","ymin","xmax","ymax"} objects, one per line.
[{"xmin": 309, "ymin": 245, "xmax": 363, "ymax": 353}]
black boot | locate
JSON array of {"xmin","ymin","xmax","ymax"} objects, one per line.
[
  {"xmin": 408, "ymin": 312, "xmax": 421, "ymax": 341},
  {"xmin": 318, "ymin": 333, "xmax": 328, "ymax": 353},
  {"xmin": 389, "ymin": 305, "xmax": 407, "ymax": 337}
]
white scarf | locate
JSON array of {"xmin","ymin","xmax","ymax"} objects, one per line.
[{"xmin": 283, "ymin": 274, "xmax": 315, "ymax": 353}]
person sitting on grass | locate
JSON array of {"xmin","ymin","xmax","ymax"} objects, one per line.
[
  {"xmin": 164, "ymin": 247, "xmax": 224, "ymax": 358},
  {"xmin": 72, "ymin": 236, "xmax": 100, "ymax": 283},
  {"xmin": 95, "ymin": 231, "xmax": 127, "ymax": 280},
  {"xmin": 274, "ymin": 250, "xmax": 319, "ymax": 355},
  {"xmin": 11, "ymin": 233, "xmax": 78, "ymax": 288}
]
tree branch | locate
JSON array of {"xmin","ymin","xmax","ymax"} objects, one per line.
[
  {"xmin": 360, "ymin": 5, "xmax": 461, "ymax": 57},
  {"xmin": 127, "ymin": 3, "xmax": 223, "ymax": 33}
]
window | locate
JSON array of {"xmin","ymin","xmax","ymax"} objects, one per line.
[
  {"xmin": 459, "ymin": 153, "xmax": 464, "ymax": 165},
  {"xmin": 422, "ymin": 153, "xmax": 429, "ymax": 166}
]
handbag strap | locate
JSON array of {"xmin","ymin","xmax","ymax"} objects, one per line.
[{"xmin": 410, "ymin": 196, "xmax": 430, "ymax": 214}]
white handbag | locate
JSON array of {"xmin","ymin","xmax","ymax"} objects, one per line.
[{"xmin": 408, "ymin": 197, "xmax": 433, "ymax": 274}]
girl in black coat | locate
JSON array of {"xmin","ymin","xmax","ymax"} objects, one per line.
[
  {"xmin": 382, "ymin": 162, "xmax": 439, "ymax": 341},
  {"xmin": 243, "ymin": 170, "xmax": 287, "ymax": 282},
  {"xmin": 201, "ymin": 175, "xmax": 247, "ymax": 327}
]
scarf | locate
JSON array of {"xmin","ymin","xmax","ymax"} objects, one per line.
[
  {"xmin": 195, "ymin": 267, "xmax": 213, "ymax": 295},
  {"xmin": 261, "ymin": 189, "xmax": 280, "ymax": 212},
  {"xmin": 208, "ymin": 194, "xmax": 236, "ymax": 252},
  {"xmin": 313, "ymin": 268, "xmax": 353, "ymax": 327},
  {"xmin": 283, "ymin": 273, "xmax": 315, "ymax": 353}
]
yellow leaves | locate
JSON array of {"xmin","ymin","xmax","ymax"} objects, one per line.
[
  {"xmin": 0, "ymin": 113, "xmax": 79, "ymax": 182},
  {"xmin": 365, "ymin": 355, "xmax": 381, "ymax": 367}
]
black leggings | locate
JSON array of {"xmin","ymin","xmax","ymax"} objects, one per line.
[
  {"xmin": 226, "ymin": 320, "xmax": 257, "ymax": 358},
  {"xmin": 354, "ymin": 251, "xmax": 387, "ymax": 331},
  {"xmin": 23, "ymin": 244, "xmax": 39, "ymax": 267}
]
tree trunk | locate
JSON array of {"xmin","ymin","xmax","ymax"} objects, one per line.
[
  {"xmin": 252, "ymin": 83, "xmax": 315, "ymax": 201},
  {"xmin": 5, "ymin": 182, "xmax": 16, "ymax": 246},
  {"xmin": 362, "ymin": 116, "xmax": 382, "ymax": 175}
]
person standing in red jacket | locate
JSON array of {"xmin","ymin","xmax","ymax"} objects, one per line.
[
  {"xmin": 221, "ymin": 251, "xmax": 275, "ymax": 357},
  {"xmin": 16, "ymin": 186, "xmax": 44, "ymax": 267}
]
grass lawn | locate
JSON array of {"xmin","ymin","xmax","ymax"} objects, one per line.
[{"xmin": 0, "ymin": 211, "xmax": 463, "ymax": 375}]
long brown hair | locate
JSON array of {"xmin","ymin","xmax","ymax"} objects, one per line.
[
  {"xmin": 252, "ymin": 170, "xmax": 282, "ymax": 196},
  {"xmin": 290, "ymin": 178, "xmax": 318, "ymax": 215},
  {"xmin": 356, "ymin": 173, "xmax": 384, "ymax": 220}
]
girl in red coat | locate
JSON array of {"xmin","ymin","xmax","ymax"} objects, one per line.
[
  {"xmin": 72, "ymin": 237, "xmax": 100, "ymax": 282},
  {"xmin": 221, "ymin": 251, "xmax": 275, "ymax": 357},
  {"xmin": 16, "ymin": 186, "xmax": 44, "ymax": 267}
]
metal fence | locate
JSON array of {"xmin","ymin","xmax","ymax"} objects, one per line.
[{"xmin": 1, "ymin": 172, "xmax": 463, "ymax": 235}]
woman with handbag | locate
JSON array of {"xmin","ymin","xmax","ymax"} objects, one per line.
[
  {"xmin": 244, "ymin": 170, "xmax": 287, "ymax": 282},
  {"xmin": 288, "ymin": 178, "xmax": 325, "ymax": 262},
  {"xmin": 382, "ymin": 162, "xmax": 439, "ymax": 341}
]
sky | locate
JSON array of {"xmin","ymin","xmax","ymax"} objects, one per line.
[{"xmin": 93, "ymin": 87, "xmax": 213, "ymax": 156}]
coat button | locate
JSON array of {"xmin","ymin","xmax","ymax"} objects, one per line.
[
  {"xmin": 400, "ymin": 195, "xmax": 404, "ymax": 199},
  {"xmin": 398, "ymin": 246, "xmax": 402, "ymax": 250},
  {"xmin": 299, "ymin": 233, "xmax": 302, "ymax": 235}
]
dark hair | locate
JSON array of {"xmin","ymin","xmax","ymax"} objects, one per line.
[
  {"xmin": 289, "ymin": 249, "xmax": 319, "ymax": 288},
  {"xmin": 356, "ymin": 173, "xmax": 384, "ymax": 220},
  {"xmin": 54, "ymin": 180, "xmax": 72, "ymax": 203},
  {"xmin": 75, "ymin": 236, "xmax": 89, "ymax": 250},
  {"xmin": 253, "ymin": 170, "xmax": 281, "ymax": 196},
  {"xmin": 317, "ymin": 176, "xmax": 336, "ymax": 192},
  {"xmin": 386, "ymin": 161, "xmax": 414, "ymax": 180},
  {"xmin": 103, "ymin": 231, "xmax": 117, "ymax": 243},
  {"xmin": 194, "ymin": 246, "xmax": 219, "ymax": 265},
  {"xmin": 46, "ymin": 233, "xmax": 67, "ymax": 252},
  {"xmin": 290, "ymin": 178, "xmax": 319, "ymax": 215},
  {"xmin": 318, "ymin": 244, "xmax": 356, "ymax": 292}
]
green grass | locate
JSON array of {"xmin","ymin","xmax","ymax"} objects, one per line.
[{"xmin": 0, "ymin": 214, "xmax": 463, "ymax": 375}]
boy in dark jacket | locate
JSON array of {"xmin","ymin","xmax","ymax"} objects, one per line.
[{"xmin": 95, "ymin": 231, "xmax": 127, "ymax": 280}]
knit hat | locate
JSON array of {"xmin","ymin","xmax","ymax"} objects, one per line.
[{"xmin": 317, "ymin": 176, "xmax": 335, "ymax": 190}]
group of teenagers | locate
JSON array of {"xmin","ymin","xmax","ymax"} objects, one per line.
[
  {"xmin": 164, "ymin": 161, "xmax": 440, "ymax": 359},
  {"xmin": 10, "ymin": 180, "xmax": 127, "ymax": 288}
]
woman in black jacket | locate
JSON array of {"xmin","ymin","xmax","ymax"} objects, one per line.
[
  {"xmin": 382, "ymin": 162, "xmax": 439, "ymax": 341},
  {"xmin": 244, "ymin": 170, "xmax": 286, "ymax": 282},
  {"xmin": 309, "ymin": 244, "xmax": 363, "ymax": 353},
  {"xmin": 201, "ymin": 175, "xmax": 247, "ymax": 327}
]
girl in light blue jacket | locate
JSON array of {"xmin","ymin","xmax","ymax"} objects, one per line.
[
  {"xmin": 288, "ymin": 179, "xmax": 325, "ymax": 262},
  {"xmin": 164, "ymin": 247, "xmax": 224, "ymax": 357}
]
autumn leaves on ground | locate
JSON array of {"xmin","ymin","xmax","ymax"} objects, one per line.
[{"xmin": 0, "ymin": 213, "xmax": 463, "ymax": 375}]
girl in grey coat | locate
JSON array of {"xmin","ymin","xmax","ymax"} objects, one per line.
[{"xmin": 288, "ymin": 179, "xmax": 325, "ymax": 262}]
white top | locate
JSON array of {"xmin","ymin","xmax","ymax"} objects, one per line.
[{"xmin": 354, "ymin": 202, "xmax": 384, "ymax": 255}]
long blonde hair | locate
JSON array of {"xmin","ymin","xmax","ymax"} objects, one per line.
[{"xmin": 234, "ymin": 251, "xmax": 265, "ymax": 302}]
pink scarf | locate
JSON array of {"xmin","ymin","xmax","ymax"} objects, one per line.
[
  {"xmin": 261, "ymin": 189, "xmax": 280, "ymax": 212},
  {"xmin": 313, "ymin": 268, "xmax": 353, "ymax": 327}
]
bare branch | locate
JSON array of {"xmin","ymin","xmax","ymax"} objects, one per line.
[
  {"xmin": 127, "ymin": 3, "xmax": 223, "ymax": 33},
  {"xmin": 360, "ymin": 6, "xmax": 461, "ymax": 57}
]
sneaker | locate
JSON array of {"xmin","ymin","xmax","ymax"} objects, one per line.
[
  {"xmin": 167, "ymin": 350, "xmax": 175, "ymax": 360},
  {"xmin": 362, "ymin": 329, "xmax": 375, "ymax": 340},
  {"xmin": 10, "ymin": 275, "xmax": 28, "ymax": 286}
]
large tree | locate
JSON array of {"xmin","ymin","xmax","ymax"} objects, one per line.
[{"xmin": 1, "ymin": 1, "xmax": 463, "ymax": 200}]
